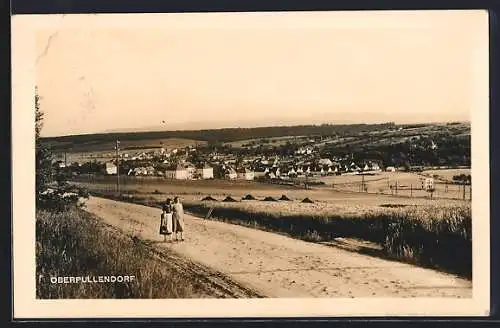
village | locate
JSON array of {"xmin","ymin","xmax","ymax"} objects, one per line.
[{"xmin": 54, "ymin": 141, "xmax": 442, "ymax": 184}]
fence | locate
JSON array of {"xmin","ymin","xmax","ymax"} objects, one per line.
[{"xmin": 330, "ymin": 176, "xmax": 472, "ymax": 201}]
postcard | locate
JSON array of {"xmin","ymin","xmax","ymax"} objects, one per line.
[{"xmin": 11, "ymin": 10, "xmax": 490, "ymax": 318}]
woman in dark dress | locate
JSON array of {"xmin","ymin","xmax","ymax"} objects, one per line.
[{"xmin": 160, "ymin": 198, "xmax": 173, "ymax": 242}]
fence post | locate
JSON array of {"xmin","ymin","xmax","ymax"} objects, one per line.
[{"xmin": 410, "ymin": 184, "xmax": 412, "ymax": 197}]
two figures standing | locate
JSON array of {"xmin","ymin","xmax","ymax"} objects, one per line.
[{"xmin": 160, "ymin": 197, "xmax": 185, "ymax": 242}]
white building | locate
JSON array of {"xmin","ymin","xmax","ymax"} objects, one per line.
[
  {"xmin": 225, "ymin": 168, "xmax": 237, "ymax": 180},
  {"xmin": 386, "ymin": 166, "xmax": 396, "ymax": 172},
  {"xmin": 196, "ymin": 165, "xmax": 214, "ymax": 179},
  {"xmin": 105, "ymin": 162, "xmax": 117, "ymax": 175},
  {"xmin": 237, "ymin": 168, "xmax": 255, "ymax": 180},
  {"xmin": 424, "ymin": 178, "xmax": 435, "ymax": 190},
  {"xmin": 254, "ymin": 167, "xmax": 269, "ymax": 178},
  {"xmin": 165, "ymin": 164, "xmax": 188, "ymax": 180}
]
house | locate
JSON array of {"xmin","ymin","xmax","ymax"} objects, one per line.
[
  {"xmin": 287, "ymin": 167, "xmax": 297, "ymax": 177},
  {"xmin": 371, "ymin": 162, "xmax": 381, "ymax": 171},
  {"xmin": 266, "ymin": 171, "xmax": 277, "ymax": 179},
  {"xmin": 237, "ymin": 167, "xmax": 255, "ymax": 180},
  {"xmin": 270, "ymin": 167, "xmax": 281, "ymax": 177},
  {"xmin": 185, "ymin": 163, "xmax": 197, "ymax": 179},
  {"xmin": 105, "ymin": 162, "xmax": 117, "ymax": 175},
  {"xmin": 225, "ymin": 167, "xmax": 237, "ymax": 180},
  {"xmin": 349, "ymin": 162, "xmax": 361, "ymax": 172},
  {"xmin": 424, "ymin": 178, "xmax": 434, "ymax": 190},
  {"xmin": 146, "ymin": 166, "xmax": 155, "ymax": 175},
  {"xmin": 196, "ymin": 164, "xmax": 214, "ymax": 179},
  {"xmin": 319, "ymin": 158, "xmax": 333, "ymax": 167},
  {"xmin": 165, "ymin": 164, "xmax": 188, "ymax": 180},
  {"xmin": 386, "ymin": 166, "xmax": 396, "ymax": 172},
  {"xmin": 254, "ymin": 167, "xmax": 269, "ymax": 179}
]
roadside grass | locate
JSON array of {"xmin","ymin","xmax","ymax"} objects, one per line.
[
  {"xmin": 90, "ymin": 190, "xmax": 472, "ymax": 279},
  {"xmin": 36, "ymin": 206, "xmax": 216, "ymax": 299}
]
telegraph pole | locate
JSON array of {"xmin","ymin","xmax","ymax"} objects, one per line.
[
  {"xmin": 462, "ymin": 180, "xmax": 466, "ymax": 200},
  {"xmin": 115, "ymin": 140, "xmax": 120, "ymax": 193}
]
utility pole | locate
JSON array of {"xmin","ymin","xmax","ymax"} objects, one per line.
[
  {"xmin": 410, "ymin": 184, "xmax": 413, "ymax": 197},
  {"xmin": 115, "ymin": 140, "xmax": 120, "ymax": 193},
  {"xmin": 462, "ymin": 180, "xmax": 466, "ymax": 200}
]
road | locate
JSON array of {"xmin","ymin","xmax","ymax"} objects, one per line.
[{"xmin": 84, "ymin": 196, "xmax": 472, "ymax": 298}]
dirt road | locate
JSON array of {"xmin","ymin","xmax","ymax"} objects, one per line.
[{"xmin": 84, "ymin": 196, "xmax": 472, "ymax": 298}]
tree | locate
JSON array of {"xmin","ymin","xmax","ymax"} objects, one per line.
[
  {"xmin": 35, "ymin": 87, "xmax": 89, "ymax": 211},
  {"xmin": 35, "ymin": 87, "xmax": 53, "ymax": 199}
]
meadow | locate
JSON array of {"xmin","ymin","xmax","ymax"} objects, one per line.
[
  {"xmin": 84, "ymin": 177, "xmax": 472, "ymax": 279},
  {"xmin": 315, "ymin": 170, "xmax": 471, "ymax": 200},
  {"xmin": 74, "ymin": 171, "xmax": 471, "ymax": 204},
  {"xmin": 50, "ymin": 137, "xmax": 205, "ymax": 163}
]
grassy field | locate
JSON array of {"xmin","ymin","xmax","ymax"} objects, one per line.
[
  {"xmin": 315, "ymin": 170, "xmax": 471, "ymax": 200},
  {"xmin": 421, "ymin": 168, "xmax": 471, "ymax": 181},
  {"xmin": 50, "ymin": 137, "xmax": 206, "ymax": 163},
  {"xmin": 86, "ymin": 179, "xmax": 472, "ymax": 278},
  {"xmin": 36, "ymin": 206, "xmax": 245, "ymax": 299},
  {"xmin": 74, "ymin": 173, "xmax": 470, "ymax": 205}
]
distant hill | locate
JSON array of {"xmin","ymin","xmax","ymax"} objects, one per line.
[
  {"xmin": 41, "ymin": 122, "xmax": 401, "ymax": 151},
  {"xmin": 41, "ymin": 121, "xmax": 471, "ymax": 153}
]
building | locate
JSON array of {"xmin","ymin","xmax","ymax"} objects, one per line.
[
  {"xmin": 196, "ymin": 164, "xmax": 214, "ymax": 179},
  {"xmin": 319, "ymin": 158, "xmax": 333, "ymax": 166},
  {"xmin": 225, "ymin": 167, "xmax": 237, "ymax": 180},
  {"xmin": 237, "ymin": 167, "xmax": 255, "ymax": 180},
  {"xmin": 386, "ymin": 166, "xmax": 396, "ymax": 172},
  {"xmin": 105, "ymin": 162, "xmax": 117, "ymax": 175},
  {"xmin": 424, "ymin": 178, "xmax": 435, "ymax": 190},
  {"xmin": 254, "ymin": 167, "xmax": 269, "ymax": 179},
  {"xmin": 165, "ymin": 164, "xmax": 188, "ymax": 180}
]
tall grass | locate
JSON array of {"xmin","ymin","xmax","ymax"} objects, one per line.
[
  {"xmin": 36, "ymin": 206, "xmax": 213, "ymax": 298},
  {"xmin": 91, "ymin": 190, "xmax": 472, "ymax": 279}
]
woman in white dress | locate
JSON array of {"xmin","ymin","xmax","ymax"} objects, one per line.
[{"xmin": 160, "ymin": 198, "xmax": 173, "ymax": 242}]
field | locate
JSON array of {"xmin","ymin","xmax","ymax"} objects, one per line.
[
  {"xmin": 314, "ymin": 170, "xmax": 471, "ymax": 200},
  {"xmin": 225, "ymin": 135, "xmax": 308, "ymax": 148},
  {"xmin": 421, "ymin": 168, "xmax": 471, "ymax": 181},
  {"xmin": 74, "ymin": 169, "xmax": 472, "ymax": 204},
  {"xmin": 79, "ymin": 173, "xmax": 472, "ymax": 278},
  {"xmin": 48, "ymin": 137, "xmax": 206, "ymax": 162}
]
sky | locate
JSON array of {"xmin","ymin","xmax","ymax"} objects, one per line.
[{"xmin": 35, "ymin": 11, "xmax": 487, "ymax": 137}]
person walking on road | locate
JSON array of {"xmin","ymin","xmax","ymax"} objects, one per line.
[
  {"xmin": 160, "ymin": 198, "xmax": 174, "ymax": 242},
  {"xmin": 172, "ymin": 196, "xmax": 185, "ymax": 241}
]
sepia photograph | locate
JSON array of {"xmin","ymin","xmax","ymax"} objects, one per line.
[{"xmin": 11, "ymin": 10, "xmax": 490, "ymax": 318}]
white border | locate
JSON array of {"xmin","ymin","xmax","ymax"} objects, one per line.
[{"xmin": 11, "ymin": 11, "xmax": 490, "ymax": 318}]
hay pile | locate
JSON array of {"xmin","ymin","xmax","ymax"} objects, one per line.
[
  {"xmin": 242, "ymin": 194, "xmax": 256, "ymax": 200},
  {"xmin": 263, "ymin": 196, "xmax": 277, "ymax": 202},
  {"xmin": 279, "ymin": 195, "xmax": 292, "ymax": 201},
  {"xmin": 222, "ymin": 196, "xmax": 238, "ymax": 202},
  {"xmin": 301, "ymin": 197, "xmax": 314, "ymax": 204},
  {"xmin": 201, "ymin": 196, "xmax": 217, "ymax": 201}
]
